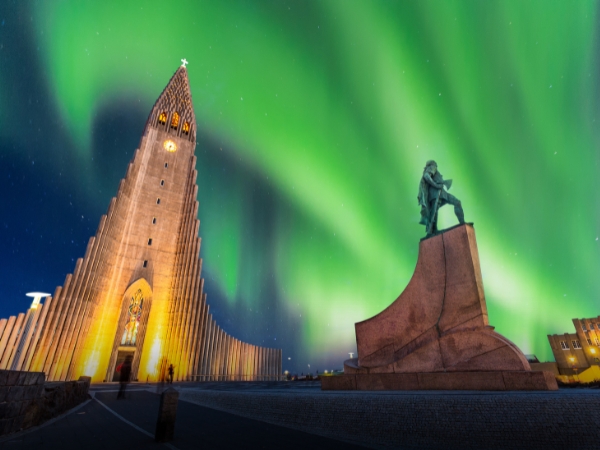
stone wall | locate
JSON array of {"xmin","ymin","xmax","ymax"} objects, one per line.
[{"xmin": 0, "ymin": 370, "xmax": 90, "ymax": 436}]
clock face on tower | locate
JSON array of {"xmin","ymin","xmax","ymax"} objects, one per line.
[{"xmin": 163, "ymin": 140, "xmax": 177, "ymax": 152}]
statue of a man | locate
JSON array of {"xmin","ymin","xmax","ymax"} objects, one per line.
[{"xmin": 418, "ymin": 160, "xmax": 464, "ymax": 235}]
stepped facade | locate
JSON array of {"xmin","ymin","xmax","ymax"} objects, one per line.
[{"xmin": 0, "ymin": 64, "xmax": 281, "ymax": 383}]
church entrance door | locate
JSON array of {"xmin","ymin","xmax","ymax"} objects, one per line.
[{"xmin": 112, "ymin": 349, "xmax": 135, "ymax": 382}]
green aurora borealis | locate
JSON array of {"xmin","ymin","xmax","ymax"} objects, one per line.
[{"xmin": 1, "ymin": 0, "xmax": 599, "ymax": 373}]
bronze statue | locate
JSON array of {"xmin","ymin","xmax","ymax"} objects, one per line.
[{"xmin": 418, "ymin": 160, "xmax": 464, "ymax": 235}]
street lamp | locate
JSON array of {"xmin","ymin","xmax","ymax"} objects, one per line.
[
  {"xmin": 569, "ymin": 356, "xmax": 579, "ymax": 381},
  {"xmin": 10, "ymin": 292, "xmax": 50, "ymax": 370},
  {"xmin": 26, "ymin": 292, "xmax": 50, "ymax": 309}
]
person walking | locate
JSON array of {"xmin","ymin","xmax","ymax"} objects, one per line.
[
  {"xmin": 168, "ymin": 363, "xmax": 174, "ymax": 384},
  {"xmin": 117, "ymin": 355, "xmax": 132, "ymax": 399}
]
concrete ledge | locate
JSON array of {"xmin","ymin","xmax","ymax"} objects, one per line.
[{"xmin": 321, "ymin": 370, "xmax": 558, "ymax": 391}]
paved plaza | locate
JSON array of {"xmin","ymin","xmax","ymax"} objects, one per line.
[
  {"xmin": 0, "ymin": 382, "xmax": 599, "ymax": 449},
  {"xmin": 0, "ymin": 383, "xmax": 365, "ymax": 450}
]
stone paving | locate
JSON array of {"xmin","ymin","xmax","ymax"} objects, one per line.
[
  {"xmin": 179, "ymin": 382, "xmax": 600, "ymax": 449},
  {"xmin": 1, "ymin": 381, "xmax": 599, "ymax": 449}
]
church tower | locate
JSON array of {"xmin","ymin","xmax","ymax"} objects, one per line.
[{"xmin": 0, "ymin": 62, "xmax": 282, "ymax": 382}]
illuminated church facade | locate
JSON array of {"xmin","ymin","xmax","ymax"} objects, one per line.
[{"xmin": 0, "ymin": 63, "xmax": 282, "ymax": 383}]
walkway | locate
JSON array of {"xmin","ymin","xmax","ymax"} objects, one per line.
[{"xmin": 0, "ymin": 384, "xmax": 367, "ymax": 450}]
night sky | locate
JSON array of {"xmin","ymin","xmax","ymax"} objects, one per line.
[{"xmin": 1, "ymin": 0, "xmax": 599, "ymax": 375}]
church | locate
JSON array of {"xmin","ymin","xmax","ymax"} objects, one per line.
[{"xmin": 0, "ymin": 62, "xmax": 282, "ymax": 383}]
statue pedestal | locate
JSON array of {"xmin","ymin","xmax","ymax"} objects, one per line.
[{"xmin": 322, "ymin": 224, "xmax": 557, "ymax": 391}]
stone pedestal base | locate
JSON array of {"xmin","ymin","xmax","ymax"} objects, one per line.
[
  {"xmin": 323, "ymin": 225, "xmax": 555, "ymax": 393},
  {"xmin": 321, "ymin": 370, "xmax": 558, "ymax": 391}
]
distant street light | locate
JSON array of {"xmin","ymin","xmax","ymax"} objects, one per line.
[{"xmin": 349, "ymin": 352, "xmax": 354, "ymax": 359}]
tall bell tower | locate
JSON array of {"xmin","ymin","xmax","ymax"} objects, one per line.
[{"xmin": 6, "ymin": 61, "xmax": 283, "ymax": 383}]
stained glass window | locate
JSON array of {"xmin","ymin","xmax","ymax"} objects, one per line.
[
  {"xmin": 158, "ymin": 112, "xmax": 167, "ymax": 125},
  {"xmin": 121, "ymin": 289, "xmax": 144, "ymax": 346},
  {"xmin": 183, "ymin": 121, "xmax": 190, "ymax": 134}
]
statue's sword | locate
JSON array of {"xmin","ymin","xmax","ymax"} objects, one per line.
[
  {"xmin": 426, "ymin": 179, "xmax": 452, "ymax": 235},
  {"xmin": 427, "ymin": 189, "xmax": 443, "ymax": 235}
]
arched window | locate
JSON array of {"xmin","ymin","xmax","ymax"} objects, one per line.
[
  {"xmin": 182, "ymin": 122, "xmax": 190, "ymax": 135},
  {"xmin": 158, "ymin": 112, "xmax": 167, "ymax": 125},
  {"xmin": 121, "ymin": 289, "xmax": 144, "ymax": 346},
  {"xmin": 171, "ymin": 112, "xmax": 180, "ymax": 129}
]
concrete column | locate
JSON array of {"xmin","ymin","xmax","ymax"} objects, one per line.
[
  {"xmin": 39, "ymin": 277, "xmax": 71, "ymax": 376},
  {"xmin": 0, "ymin": 313, "xmax": 25, "ymax": 370},
  {"xmin": 222, "ymin": 335, "xmax": 228, "ymax": 381},
  {"xmin": 202, "ymin": 318, "xmax": 214, "ymax": 381},
  {"xmin": 46, "ymin": 259, "xmax": 83, "ymax": 379},
  {"xmin": 268, "ymin": 349, "xmax": 273, "ymax": 381},
  {"xmin": 54, "ymin": 254, "xmax": 94, "ymax": 381},
  {"xmin": 192, "ymin": 302, "xmax": 207, "ymax": 380},
  {"xmin": 10, "ymin": 303, "xmax": 43, "ymax": 371},
  {"xmin": 224, "ymin": 333, "xmax": 231, "ymax": 381},
  {"xmin": 249, "ymin": 345, "xmax": 255, "ymax": 381},
  {"xmin": 240, "ymin": 341, "xmax": 246, "ymax": 381},
  {"xmin": 278, "ymin": 349, "xmax": 282, "ymax": 381},
  {"xmin": 0, "ymin": 319, "xmax": 7, "ymax": 341},
  {"xmin": 0, "ymin": 316, "xmax": 16, "ymax": 364},
  {"xmin": 235, "ymin": 339, "xmax": 242, "ymax": 381},
  {"xmin": 29, "ymin": 285, "xmax": 61, "ymax": 372},
  {"xmin": 217, "ymin": 329, "xmax": 225, "ymax": 381},
  {"xmin": 230, "ymin": 337, "xmax": 235, "ymax": 381},
  {"xmin": 210, "ymin": 321, "xmax": 220, "ymax": 381},
  {"xmin": 155, "ymin": 388, "xmax": 179, "ymax": 442},
  {"xmin": 187, "ymin": 280, "xmax": 204, "ymax": 380},
  {"xmin": 255, "ymin": 346, "xmax": 260, "ymax": 381}
]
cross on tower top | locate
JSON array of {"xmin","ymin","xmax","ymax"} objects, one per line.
[{"xmin": 181, "ymin": 58, "xmax": 189, "ymax": 68}]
